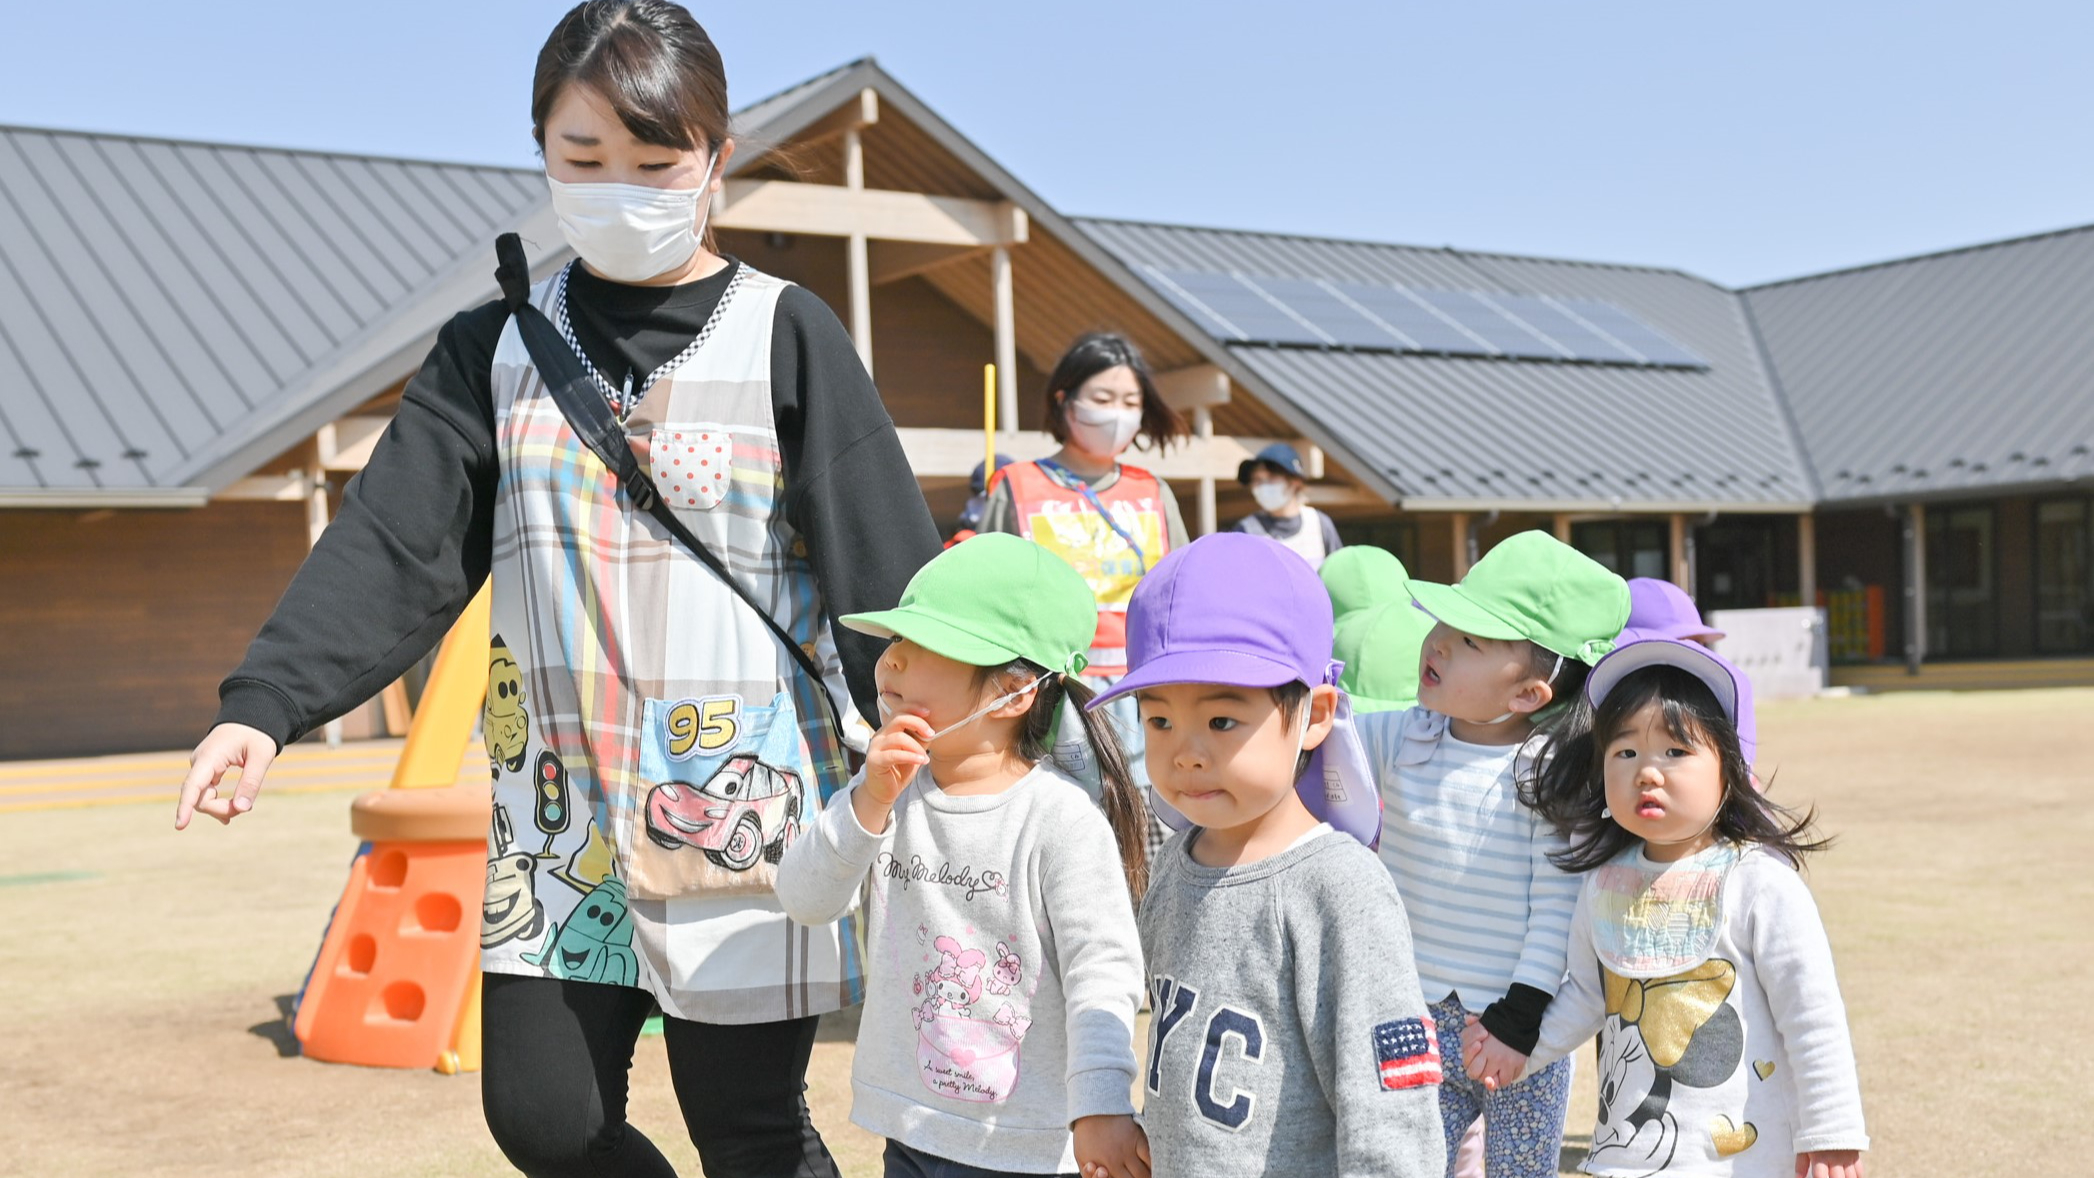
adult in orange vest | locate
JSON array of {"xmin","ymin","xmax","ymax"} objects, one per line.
[{"xmin": 980, "ymin": 333, "xmax": 1189, "ymax": 847}]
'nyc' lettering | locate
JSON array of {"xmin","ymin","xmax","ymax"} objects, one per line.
[{"xmin": 1147, "ymin": 974, "xmax": 1267, "ymax": 1132}]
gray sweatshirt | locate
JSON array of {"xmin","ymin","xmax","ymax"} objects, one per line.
[
  {"xmin": 774, "ymin": 764, "xmax": 1145, "ymax": 1173},
  {"xmin": 1136, "ymin": 828, "xmax": 1446, "ymax": 1178}
]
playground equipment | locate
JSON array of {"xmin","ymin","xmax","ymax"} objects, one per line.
[{"xmin": 292, "ymin": 586, "xmax": 493, "ymax": 1073}]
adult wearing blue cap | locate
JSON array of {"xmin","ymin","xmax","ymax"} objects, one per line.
[{"xmin": 1228, "ymin": 442, "xmax": 1344, "ymax": 568}]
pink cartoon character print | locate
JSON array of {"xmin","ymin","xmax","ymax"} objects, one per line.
[
  {"xmin": 915, "ymin": 933, "xmax": 1031, "ymax": 1104},
  {"xmin": 987, "ymin": 942, "xmax": 1021, "ymax": 996}
]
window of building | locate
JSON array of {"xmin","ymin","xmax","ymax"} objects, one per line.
[
  {"xmin": 1924, "ymin": 504, "xmax": 1997, "ymax": 658},
  {"xmin": 1333, "ymin": 517, "xmax": 1419, "ymax": 569},
  {"xmin": 1571, "ymin": 519, "xmax": 1669, "ymax": 581},
  {"xmin": 2035, "ymin": 496, "xmax": 2093, "ymax": 654}
]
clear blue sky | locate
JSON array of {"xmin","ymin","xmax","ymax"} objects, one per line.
[{"xmin": 4, "ymin": 0, "xmax": 2087, "ymax": 287}]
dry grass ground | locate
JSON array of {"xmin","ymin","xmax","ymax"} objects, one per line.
[{"xmin": 3, "ymin": 687, "xmax": 2088, "ymax": 1177}]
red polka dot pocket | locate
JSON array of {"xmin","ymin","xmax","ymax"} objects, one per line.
[{"xmin": 648, "ymin": 426, "xmax": 733, "ymax": 512}]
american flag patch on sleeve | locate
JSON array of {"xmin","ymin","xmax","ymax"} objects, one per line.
[{"xmin": 1373, "ymin": 1016, "xmax": 1442, "ymax": 1091}]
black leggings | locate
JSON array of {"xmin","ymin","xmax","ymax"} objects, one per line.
[{"xmin": 481, "ymin": 972, "xmax": 841, "ymax": 1178}]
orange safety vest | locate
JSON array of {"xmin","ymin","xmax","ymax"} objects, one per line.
[{"xmin": 991, "ymin": 459, "xmax": 1173, "ymax": 676}]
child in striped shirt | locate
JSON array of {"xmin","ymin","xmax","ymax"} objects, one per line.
[{"xmin": 1357, "ymin": 532, "xmax": 1630, "ymax": 1178}]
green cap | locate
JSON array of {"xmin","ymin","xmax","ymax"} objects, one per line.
[
  {"xmin": 1318, "ymin": 545, "xmax": 1411, "ymax": 622},
  {"xmin": 840, "ymin": 533, "xmax": 1094, "ymax": 676},
  {"xmin": 1335, "ymin": 598, "xmax": 1436, "ymax": 713},
  {"xmin": 1406, "ymin": 531, "xmax": 1629, "ymax": 665}
]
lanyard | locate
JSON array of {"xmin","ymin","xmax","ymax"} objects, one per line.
[{"xmin": 1033, "ymin": 458, "xmax": 1149, "ymax": 574}]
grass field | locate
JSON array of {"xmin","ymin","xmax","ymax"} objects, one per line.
[{"xmin": 3, "ymin": 687, "xmax": 2089, "ymax": 1177}]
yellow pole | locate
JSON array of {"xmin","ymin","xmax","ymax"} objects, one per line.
[
  {"xmin": 387, "ymin": 583, "xmax": 492, "ymax": 790},
  {"xmin": 983, "ymin": 363, "xmax": 997, "ymax": 478}
]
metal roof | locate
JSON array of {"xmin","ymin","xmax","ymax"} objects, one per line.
[
  {"xmin": 1080, "ymin": 219, "xmax": 1818, "ymax": 510},
  {"xmin": 0, "ymin": 126, "xmax": 544, "ymax": 502},
  {"xmin": 1743, "ymin": 224, "xmax": 2094, "ymax": 504}
]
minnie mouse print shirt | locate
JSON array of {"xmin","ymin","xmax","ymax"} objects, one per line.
[{"xmin": 775, "ymin": 763, "xmax": 1145, "ymax": 1174}]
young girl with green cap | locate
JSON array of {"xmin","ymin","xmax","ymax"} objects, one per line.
[
  {"xmin": 1354, "ymin": 530, "xmax": 1631, "ymax": 1178},
  {"xmin": 774, "ymin": 533, "xmax": 1152, "ymax": 1178}
]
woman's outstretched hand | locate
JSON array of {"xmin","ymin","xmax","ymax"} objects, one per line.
[{"xmin": 175, "ymin": 723, "xmax": 278, "ymax": 830}]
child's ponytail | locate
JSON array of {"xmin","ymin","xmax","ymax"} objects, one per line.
[{"xmin": 986, "ymin": 660, "xmax": 1151, "ymax": 904}]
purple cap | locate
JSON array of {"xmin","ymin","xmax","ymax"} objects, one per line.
[
  {"xmin": 1089, "ymin": 533, "xmax": 1336, "ymax": 706},
  {"xmin": 1625, "ymin": 578, "xmax": 1725, "ymax": 643},
  {"xmin": 1587, "ymin": 638, "xmax": 1758, "ymax": 766}
]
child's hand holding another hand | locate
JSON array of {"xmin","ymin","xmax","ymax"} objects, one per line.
[
  {"xmin": 1460, "ymin": 1014, "xmax": 1528, "ymax": 1091},
  {"xmin": 853, "ymin": 713, "xmax": 933, "ymax": 834},
  {"xmin": 1796, "ymin": 1150, "xmax": 1864, "ymax": 1178},
  {"xmin": 1074, "ymin": 1113, "xmax": 1150, "ymax": 1178}
]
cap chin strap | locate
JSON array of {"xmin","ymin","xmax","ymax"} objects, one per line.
[
  {"xmin": 1478, "ymin": 652, "xmax": 1565, "ymax": 726},
  {"xmin": 927, "ymin": 676, "xmax": 1043, "ymax": 742}
]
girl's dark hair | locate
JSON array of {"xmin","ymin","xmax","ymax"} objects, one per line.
[
  {"xmin": 532, "ymin": 3, "xmax": 730, "ymax": 235},
  {"xmin": 977, "ymin": 661, "xmax": 1150, "ymax": 903},
  {"xmin": 1519, "ymin": 664, "xmax": 1829, "ymax": 873},
  {"xmin": 1526, "ymin": 641, "xmax": 1593, "ymax": 737},
  {"xmin": 1041, "ymin": 333, "xmax": 1188, "ymax": 454}
]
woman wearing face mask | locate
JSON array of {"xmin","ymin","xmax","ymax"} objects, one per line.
[
  {"xmin": 172, "ymin": 4, "xmax": 940, "ymax": 1175},
  {"xmin": 978, "ymin": 332, "xmax": 1188, "ymax": 852},
  {"xmin": 1227, "ymin": 442, "xmax": 1344, "ymax": 569}
]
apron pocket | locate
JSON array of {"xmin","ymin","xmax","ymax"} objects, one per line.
[
  {"xmin": 648, "ymin": 425, "xmax": 733, "ymax": 512},
  {"xmin": 629, "ymin": 690, "xmax": 812, "ymax": 900}
]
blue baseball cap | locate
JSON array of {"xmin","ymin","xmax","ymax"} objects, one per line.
[{"xmin": 1236, "ymin": 442, "xmax": 1305, "ymax": 485}]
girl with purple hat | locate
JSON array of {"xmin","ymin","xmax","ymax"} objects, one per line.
[
  {"xmin": 1091, "ymin": 533, "xmax": 1444, "ymax": 1178},
  {"xmin": 1474, "ymin": 639, "xmax": 1868, "ymax": 1178}
]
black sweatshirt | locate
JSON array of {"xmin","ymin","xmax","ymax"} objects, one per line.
[{"xmin": 216, "ymin": 258, "xmax": 941, "ymax": 749}]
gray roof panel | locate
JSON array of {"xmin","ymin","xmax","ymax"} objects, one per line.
[
  {"xmin": 0, "ymin": 126, "xmax": 542, "ymax": 491},
  {"xmin": 1744, "ymin": 225, "xmax": 2094, "ymax": 502}
]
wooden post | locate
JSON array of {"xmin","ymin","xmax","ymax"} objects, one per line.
[
  {"xmin": 1797, "ymin": 512, "xmax": 1818, "ymax": 608},
  {"xmin": 991, "ymin": 244, "xmax": 1016, "ymax": 435},
  {"xmin": 1451, "ymin": 512, "xmax": 1471, "ymax": 579},
  {"xmin": 843, "ymin": 128, "xmax": 873, "ymax": 376},
  {"xmin": 1552, "ymin": 513, "xmax": 1573, "ymax": 543},
  {"xmin": 1903, "ymin": 503, "xmax": 1927, "ymax": 674},
  {"xmin": 1669, "ymin": 513, "xmax": 1691, "ymax": 590},
  {"xmin": 1194, "ymin": 406, "xmax": 1216, "ymax": 536}
]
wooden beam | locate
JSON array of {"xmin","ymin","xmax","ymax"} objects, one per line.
[
  {"xmin": 790, "ymin": 87, "xmax": 878, "ymax": 144},
  {"xmin": 1553, "ymin": 512, "xmax": 1573, "ymax": 542},
  {"xmin": 1193, "ymin": 407, "xmax": 1217, "ymax": 537},
  {"xmin": 1669, "ymin": 512, "xmax": 1691, "ymax": 590},
  {"xmin": 213, "ymin": 473, "xmax": 312, "ymax": 502},
  {"xmin": 318, "ymin": 416, "xmax": 389, "ymax": 472},
  {"xmin": 868, "ymin": 241, "xmax": 989, "ymax": 285},
  {"xmin": 1451, "ymin": 512, "xmax": 1472, "ymax": 579},
  {"xmin": 896, "ymin": 428, "xmax": 1337, "ymax": 484},
  {"xmin": 992, "ymin": 245, "xmax": 1016, "ymax": 433},
  {"xmin": 1798, "ymin": 512, "xmax": 1818, "ymax": 607},
  {"xmin": 714, "ymin": 179, "xmax": 1028, "ymax": 247},
  {"xmin": 843, "ymin": 129, "xmax": 872, "ymax": 376},
  {"xmin": 1302, "ymin": 485, "xmax": 1387, "ymax": 510},
  {"xmin": 1903, "ymin": 503, "xmax": 1927, "ymax": 674},
  {"xmin": 1155, "ymin": 365, "xmax": 1231, "ymax": 411}
]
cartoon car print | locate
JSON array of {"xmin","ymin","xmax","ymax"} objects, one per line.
[
  {"xmin": 643, "ymin": 755, "xmax": 803, "ymax": 872},
  {"xmin": 481, "ymin": 805, "xmax": 546, "ymax": 949},
  {"xmin": 484, "ymin": 635, "xmax": 529, "ymax": 775}
]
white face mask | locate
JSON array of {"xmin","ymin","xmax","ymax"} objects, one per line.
[
  {"xmin": 1251, "ymin": 481, "xmax": 1296, "ymax": 513},
  {"xmin": 547, "ymin": 152, "xmax": 717, "ymax": 283},
  {"xmin": 877, "ymin": 678, "xmax": 1041, "ymax": 743},
  {"xmin": 1066, "ymin": 401, "xmax": 1143, "ymax": 456}
]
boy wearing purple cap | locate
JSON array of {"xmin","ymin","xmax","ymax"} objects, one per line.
[{"xmin": 1090, "ymin": 533, "xmax": 1444, "ymax": 1178}]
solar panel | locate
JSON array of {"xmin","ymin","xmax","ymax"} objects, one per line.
[
  {"xmin": 1327, "ymin": 282, "xmax": 1491, "ymax": 356},
  {"xmin": 1489, "ymin": 294, "xmax": 1642, "ymax": 365},
  {"xmin": 1135, "ymin": 265, "xmax": 1709, "ymax": 369},
  {"xmin": 1248, "ymin": 276, "xmax": 1409, "ymax": 349},
  {"xmin": 1144, "ymin": 267, "xmax": 1326, "ymax": 346},
  {"xmin": 1413, "ymin": 289, "xmax": 1567, "ymax": 359},
  {"xmin": 1556, "ymin": 298, "xmax": 1707, "ymax": 368}
]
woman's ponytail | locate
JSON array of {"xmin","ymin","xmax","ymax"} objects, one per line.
[{"xmin": 998, "ymin": 662, "xmax": 1150, "ymax": 904}]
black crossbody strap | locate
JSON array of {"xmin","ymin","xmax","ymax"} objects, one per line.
[{"xmin": 493, "ymin": 233, "xmax": 847, "ymax": 738}]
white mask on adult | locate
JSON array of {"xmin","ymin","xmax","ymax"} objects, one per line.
[
  {"xmin": 1066, "ymin": 401, "xmax": 1143, "ymax": 456},
  {"xmin": 547, "ymin": 151, "xmax": 717, "ymax": 283},
  {"xmin": 1251, "ymin": 481, "xmax": 1296, "ymax": 513}
]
